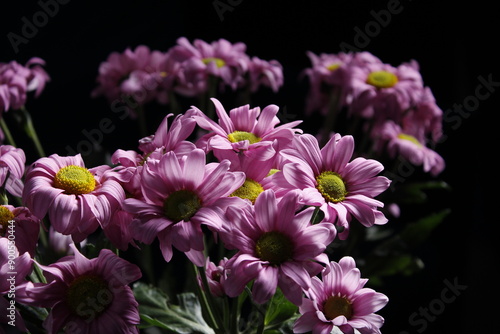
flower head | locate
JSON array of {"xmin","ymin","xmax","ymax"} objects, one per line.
[
  {"xmin": 0, "ymin": 145, "xmax": 26, "ymax": 197},
  {"xmin": 377, "ymin": 120, "xmax": 445, "ymax": 176},
  {"xmin": 167, "ymin": 37, "xmax": 250, "ymax": 95},
  {"xmin": 277, "ymin": 133, "xmax": 391, "ymax": 239},
  {"xmin": 0, "ymin": 57, "xmax": 50, "ymax": 113},
  {"xmin": 22, "ymin": 154, "xmax": 124, "ymax": 242},
  {"xmin": 347, "ymin": 59, "xmax": 424, "ymax": 120},
  {"xmin": 122, "ymin": 148, "xmax": 246, "ymax": 266},
  {"xmin": 294, "ymin": 257, "xmax": 388, "ymax": 334},
  {"xmin": 303, "ymin": 51, "xmax": 382, "ymax": 115},
  {"xmin": 20, "ymin": 244, "xmax": 141, "ymax": 334},
  {"xmin": 191, "ymin": 98, "xmax": 302, "ymax": 166},
  {"xmin": 0, "ymin": 205, "xmax": 40, "ymax": 257},
  {"xmin": 91, "ymin": 45, "xmax": 171, "ymax": 112},
  {"xmin": 220, "ymin": 189, "xmax": 336, "ymax": 305}
]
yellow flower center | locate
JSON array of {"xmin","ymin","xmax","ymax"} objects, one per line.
[
  {"xmin": 316, "ymin": 171, "xmax": 347, "ymax": 203},
  {"xmin": 163, "ymin": 190, "xmax": 202, "ymax": 222},
  {"xmin": 366, "ymin": 70, "xmax": 399, "ymax": 88},
  {"xmin": 267, "ymin": 169, "xmax": 280, "ymax": 176},
  {"xmin": 255, "ymin": 231, "xmax": 294, "ymax": 265},
  {"xmin": 323, "ymin": 295, "xmax": 353, "ymax": 320},
  {"xmin": 66, "ymin": 274, "xmax": 112, "ymax": 319},
  {"xmin": 53, "ymin": 165, "xmax": 96, "ymax": 195},
  {"xmin": 202, "ymin": 57, "xmax": 226, "ymax": 68},
  {"xmin": 397, "ymin": 133, "xmax": 422, "ymax": 147},
  {"xmin": 227, "ymin": 131, "xmax": 261, "ymax": 144},
  {"xmin": 230, "ymin": 178, "xmax": 264, "ymax": 204},
  {"xmin": 0, "ymin": 206, "xmax": 14, "ymax": 237},
  {"xmin": 326, "ymin": 63, "xmax": 341, "ymax": 71}
]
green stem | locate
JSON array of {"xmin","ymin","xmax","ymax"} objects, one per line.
[
  {"xmin": 18, "ymin": 106, "xmax": 46, "ymax": 157},
  {"xmin": 0, "ymin": 117, "xmax": 16, "ymax": 147},
  {"xmin": 194, "ymin": 264, "xmax": 225, "ymax": 333}
]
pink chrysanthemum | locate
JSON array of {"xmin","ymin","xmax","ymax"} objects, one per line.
[
  {"xmin": 400, "ymin": 86, "xmax": 444, "ymax": 143},
  {"xmin": 303, "ymin": 51, "xmax": 382, "ymax": 115},
  {"xmin": 247, "ymin": 56, "xmax": 284, "ymax": 93},
  {"xmin": 167, "ymin": 37, "xmax": 250, "ymax": 96},
  {"xmin": 198, "ymin": 257, "xmax": 229, "ymax": 298},
  {"xmin": 347, "ymin": 60, "xmax": 424, "ymax": 120},
  {"xmin": 122, "ymin": 148, "xmax": 246, "ymax": 266},
  {"xmin": 91, "ymin": 45, "xmax": 171, "ymax": 110},
  {"xmin": 22, "ymin": 154, "xmax": 125, "ymax": 242},
  {"xmin": 294, "ymin": 257, "xmax": 388, "ymax": 334},
  {"xmin": 20, "ymin": 244, "xmax": 142, "ymax": 334},
  {"xmin": 0, "ymin": 145, "xmax": 26, "ymax": 197},
  {"xmin": 1, "ymin": 238, "xmax": 33, "ymax": 332},
  {"xmin": 0, "ymin": 57, "xmax": 50, "ymax": 113},
  {"xmin": 220, "ymin": 189, "xmax": 336, "ymax": 305},
  {"xmin": 0, "ymin": 205, "xmax": 40, "ymax": 257},
  {"xmin": 277, "ymin": 133, "xmax": 391, "ymax": 239},
  {"xmin": 377, "ymin": 120, "xmax": 445, "ymax": 176},
  {"xmin": 191, "ymin": 98, "xmax": 302, "ymax": 165}
]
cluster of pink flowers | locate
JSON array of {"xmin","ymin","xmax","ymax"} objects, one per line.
[
  {"xmin": 0, "ymin": 58, "xmax": 50, "ymax": 142},
  {"xmin": 0, "ymin": 57, "xmax": 50, "ymax": 114},
  {"xmin": 91, "ymin": 37, "xmax": 283, "ymax": 114},
  {"xmin": 304, "ymin": 51, "xmax": 445, "ymax": 176},
  {"xmin": 1, "ymin": 41, "xmax": 451, "ymax": 333}
]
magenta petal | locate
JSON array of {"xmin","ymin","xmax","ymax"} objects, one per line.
[{"xmin": 252, "ymin": 265, "xmax": 278, "ymax": 304}]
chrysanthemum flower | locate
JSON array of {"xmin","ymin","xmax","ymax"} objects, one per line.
[
  {"xmin": 167, "ymin": 37, "xmax": 250, "ymax": 95},
  {"xmin": 198, "ymin": 257, "xmax": 229, "ymax": 298},
  {"xmin": 0, "ymin": 205, "xmax": 40, "ymax": 257},
  {"xmin": 220, "ymin": 189, "xmax": 336, "ymax": 305},
  {"xmin": 293, "ymin": 257, "xmax": 388, "ymax": 334},
  {"xmin": 277, "ymin": 133, "xmax": 391, "ymax": 239},
  {"xmin": 347, "ymin": 60, "xmax": 424, "ymax": 120},
  {"xmin": 20, "ymin": 244, "xmax": 142, "ymax": 334},
  {"xmin": 247, "ymin": 56, "xmax": 284, "ymax": 93},
  {"xmin": 191, "ymin": 98, "xmax": 302, "ymax": 165},
  {"xmin": 122, "ymin": 148, "xmax": 246, "ymax": 266},
  {"xmin": 0, "ymin": 238, "xmax": 33, "ymax": 332},
  {"xmin": 377, "ymin": 120, "xmax": 445, "ymax": 176},
  {"xmin": 303, "ymin": 51, "xmax": 382, "ymax": 115},
  {"xmin": 22, "ymin": 154, "xmax": 125, "ymax": 242},
  {"xmin": 91, "ymin": 45, "xmax": 171, "ymax": 111},
  {"xmin": 0, "ymin": 57, "xmax": 50, "ymax": 113},
  {"xmin": 0, "ymin": 145, "xmax": 26, "ymax": 197}
]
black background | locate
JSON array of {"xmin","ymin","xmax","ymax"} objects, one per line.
[{"xmin": 1, "ymin": 1, "xmax": 497, "ymax": 333}]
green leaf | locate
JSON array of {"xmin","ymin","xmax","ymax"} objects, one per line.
[
  {"xmin": 399, "ymin": 208, "xmax": 451, "ymax": 248},
  {"xmin": 398, "ymin": 180, "xmax": 451, "ymax": 204},
  {"xmin": 264, "ymin": 288, "xmax": 298, "ymax": 328},
  {"xmin": 133, "ymin": 281, "xmax": 215, "ymax": 334}
]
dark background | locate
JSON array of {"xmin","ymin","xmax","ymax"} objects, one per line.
[{"xmin": 1, "ymin": 1, "xmax": 497, "ymax": 333}]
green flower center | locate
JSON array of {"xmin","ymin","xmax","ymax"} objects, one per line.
[
  {"xmin": 255, "ymin": 231, "xmax": 294, "ymax": 265},
  {"xmin": 230, "ymin": 178, "xmax": 264, "ymax": 204},
  {"xmin": 53, "ymin": 165, "xmax": 96, "ymax": 195},
  {"xmin": 323, "ymin": 295, "xmax": 353, "ymax": 320},
  {"xmin": 202, "ymin": 57, "xmax": 226, "ymax": 68},
  {"xmin": 66, "ymin": 274, "xmax": 112, "ymax": 319},
  {"xmin": 397, "ymin": 133, "xmax": 422, "ymax": 147},
  {"xmin": 0, "ymin": 206, "xmax": 14, "ymax": 237},
  {"xmin": 366, "ymin": 70, "xmax": 399, "ymax": 88},
  {"xmin": 316, "ymin": 171, "xmax": 347, "ymax": 203},
  {"xmin": 163, "ymin": 190, "xmax": 202, "ymax": 222},
  {"xmin": 227, "ymin": 131, "xmax": 261, "ymax": 144}
]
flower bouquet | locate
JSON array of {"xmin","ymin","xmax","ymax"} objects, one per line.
[{"xmin": 1, "ymin": 36, "xmax": 450, "ymax": 334}]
